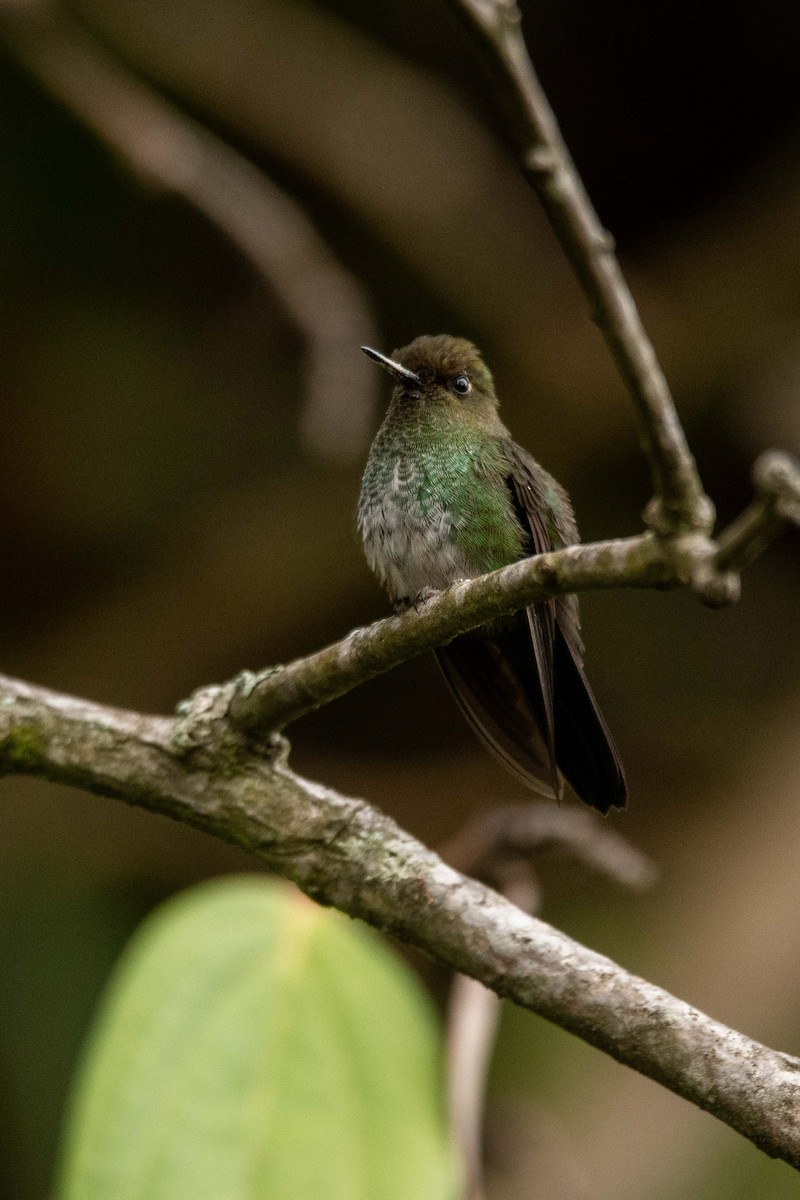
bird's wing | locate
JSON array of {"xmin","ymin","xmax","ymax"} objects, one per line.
[
  {"xmin": 503, "ymin": 451, "xmax": 561, "ymax": 797},
  {"xmin": 435, "ymin": 618, "xmax": 560, "ymax": 799},
  {"xmin": 434, "ymin": 439, "xmax": 562, "ymax": 801},
  {"xmin": 502, "ymin": 440, "xmax": 627, "ymax": 812},
  {"xmin": 435, "ymin": 439, "xmax": 626, "ymax": 813}
]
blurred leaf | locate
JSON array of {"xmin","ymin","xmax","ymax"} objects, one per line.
[
  {"xmin": 0, "ymin": 870, "xmax": 162, "ymax": 1200},
  {"xmin": 56, "ymin": 875, "xmax": 457, "ymax": 1200}
]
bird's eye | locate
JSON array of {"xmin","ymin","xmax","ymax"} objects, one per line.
[{"xmin": 452, "ymin": 375, "xmax": 471, "ymax": 395}]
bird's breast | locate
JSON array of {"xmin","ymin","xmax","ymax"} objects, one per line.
[{"xmin": 358, "ymin": 447, "xmax": 476, "ymax": 605}]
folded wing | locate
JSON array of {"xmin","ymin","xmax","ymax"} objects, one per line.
[{"xmin": 435, "ymin": 440, "xmax": 626, "ymax": 814}]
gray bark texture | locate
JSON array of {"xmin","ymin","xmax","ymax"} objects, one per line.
[{"xmin": 1, "ymin": 670, "xmax": 800, "ymax": 1168}]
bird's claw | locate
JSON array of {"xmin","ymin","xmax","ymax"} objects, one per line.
[
  {"xmin": 394, "ymin": 587, "xmax": 439, "ymax": 614},
  {"xmin": 412, "ymin": 587, "xmax": 439, "ymax": 612}
]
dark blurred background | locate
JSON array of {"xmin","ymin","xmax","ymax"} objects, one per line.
[{"xmin": 1, "ymin": 1, "xmax": 800, "ymax": 1197}]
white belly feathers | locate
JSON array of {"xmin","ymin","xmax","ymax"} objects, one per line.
[{"xmin": 359, "ymin": 456, "xmax": 475, "ymax": 605}]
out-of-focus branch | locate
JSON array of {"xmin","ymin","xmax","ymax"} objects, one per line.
[
  {"xmin": 446, "ymin": 974, "xmax": 497, "ymax": 1200},
  {"xmin": 447, "ymin": 0, "xmax": 713, "ymax": 536},
  {"xmin": 1, "ymin": 673, "xmax": 800, "ymax": 1169},
  {"xmin": 0, "ymin": 0, "xmax": 379, "ymax": 459},
  {"xmin": 443, "ymin": 803, "xmax": 658, "ymax": 895},
  {"xmin": 715, "ymin": 450, "xmax": 800, "ymax": 572},
  {"xmin": 443, "ymin": 805, "xmax": 656, "ymax": 1199},
  {"xmin": 47, "ymin": 0, "xmax": 800, "ymax": 475}
]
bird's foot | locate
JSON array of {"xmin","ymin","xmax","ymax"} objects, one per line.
[
  {"xmin": 412, "ymin": 586, "xmax": 439, "ymax": 612},
  {"xmin": 394, "ymin": 587, "xmax": 439, "ymax": 614}
]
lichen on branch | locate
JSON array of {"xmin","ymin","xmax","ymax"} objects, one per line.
[{"xmin": 1, "ymin": 673, "xmax": 800, "ymax": 1169}]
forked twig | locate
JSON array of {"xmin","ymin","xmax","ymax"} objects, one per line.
[{"xmin": 447, "ymin": 0, "xmax": 714, "ymax": 534}]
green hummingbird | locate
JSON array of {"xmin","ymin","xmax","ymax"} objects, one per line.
[{"xmin": 357, "ymin": 334, "xmax": 626, "ymax": 814}]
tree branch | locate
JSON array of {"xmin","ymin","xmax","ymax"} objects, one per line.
[
  {"xmin": 1, "ymin": 672, "xmax": 800, "ymax": 1168},
  {"xmin": 443, "ymin": 805, "xmax": 656, "ymax": 1199},
  {"xmin": 715, "ymin": 450, "xmax": 800, "ymax": 572},
  {"xmin": 0, "ymin": 0, "xmax": 379, "ymax": 460},
  {"xmin": 446, "ymin": 0, "xmax": 714, "ymax": 534},
  {"xmin": 164, "ymin": 447, "xmax": 798, "ymax": 743},
  {"xmin": 442, "ymin": 802, "xmax": 658, "ymax": 897},
  {"xmin": 221, "ymin": 533, "xmax": 671, "ymax": 736}
]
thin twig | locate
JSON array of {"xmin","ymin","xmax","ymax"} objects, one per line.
[
  {"xmin": 715, "ymin": 450, "xmax": 800, "ymax": 572},
  {"xmin": 0, "ymin": 0, "xmax": 379, "ymax": 459},
  {"xmin": 447, "ymin": 974, "xmax": 498, "ymax": 1200},
  {"xmin": 447, "ymin": 871, "xmax": 537, "ymax": 1200},
  {"xmin": 446, "ymin": 0, "xmax": 714, "ymax": 534},
  {"xmin": 0, "ymin": 673, "xmax": 799, "ymax": 1169},
  {"xmin": 442, "ymin": 803, "xmax": 658, "ymax": 892},
  {"xmin": 166, "ymin": 453, "xmax": 798, "ymax": 742},
  {"xmin": 221, "ymin": 533, "xmax": 672, "ymax": 735}
]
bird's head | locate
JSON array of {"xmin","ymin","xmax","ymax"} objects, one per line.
[{"xmin": 361, "ymin": 334, "xmax": 500, "ymax": 424}]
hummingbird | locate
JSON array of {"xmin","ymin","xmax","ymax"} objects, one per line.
[{"xmin": 357, "ymin": 334, "xmax": 626, "ymax": 814}]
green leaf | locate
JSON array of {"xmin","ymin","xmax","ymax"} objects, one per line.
[{"xmin": 56, "ymin": 876, "xmax": 458, "ymax": 1200}]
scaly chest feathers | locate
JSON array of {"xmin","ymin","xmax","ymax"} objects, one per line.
[{"xmin": 357, "ymin": 427, "xmax": 523, "ymax": 605}]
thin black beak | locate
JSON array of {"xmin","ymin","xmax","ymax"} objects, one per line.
[{"xmin": 360, "ymin": 345, "xmax": 420, "ymax": 385}]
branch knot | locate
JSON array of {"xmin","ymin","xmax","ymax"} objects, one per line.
[
  {"xmin": 754, "ymin": 450, "xmax": 800, "ymax": 525},
  {"xmin": 643, "ymin": 493, "xmax": 716, "ymax": 538}
]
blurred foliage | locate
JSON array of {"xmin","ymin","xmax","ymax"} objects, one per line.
[
  {"xmin": 57, "ymin": 877, "xmax": 456, "ymax": 1200},
  {"xmin": 0, "ymin": 870, "xmax": 165, "ymax": 1197},
  {"xmin": 1, "ymin": 1, "xmax": 799, "ymax": 1198}
]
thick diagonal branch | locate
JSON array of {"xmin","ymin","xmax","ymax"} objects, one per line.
[
  {"xmin": 448, "ymin": 0, "xmax": 713, "ymax": 534},
  {"xmin": 1, "ymin": 674, "xmax": 799, "ymax": 1168}
]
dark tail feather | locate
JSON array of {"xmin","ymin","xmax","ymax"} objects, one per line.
[
  {"xmin": 524, "ymin": 602, "xmax": 560, "ymax": 799},
  {"xmin": 435, "ymin": 617, "xmax": 558, "ymax": 799},
  {"xmin": 435, "ymin": 613, "xmax": 627, "ymax": 814},
  {"xmin": 552, "ymin": 627, "xmax": 627, "ymax": 813}
]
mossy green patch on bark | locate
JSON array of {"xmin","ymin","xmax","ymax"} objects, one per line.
[{"xmin": 0, "ymin": 725, "xmax": 48, "ymax": 772}]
